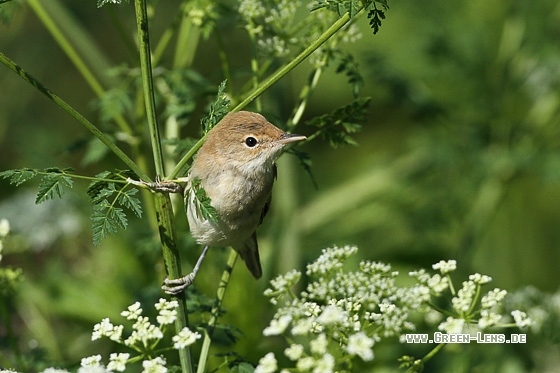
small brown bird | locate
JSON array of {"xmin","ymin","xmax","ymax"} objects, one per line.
[{"xmin": 162, "ymin": 111, "xmax": 306, "ymax": 293}]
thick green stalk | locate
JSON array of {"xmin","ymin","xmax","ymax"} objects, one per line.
[
  {"xmin": 133, "ymin": 1, "xmax": 193, "ymax": 372},
  {"xmin": 0, "ymin": 52, "xmax": 147, "ymax": 180}
]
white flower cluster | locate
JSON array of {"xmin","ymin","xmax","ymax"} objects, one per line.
[
  {"xmin": 412, "ymin": 260, "xmax": 534, "ymax": 334},
  {"xmin": 238, "ymin": 0, "xmax": 300, "ymax": 57},
  {"xmin": 87, "ymin": 299, "xmax": 200, "ymax": 371},
  {"xmin": 259, "ymin": 245, "xmax": 424, "ymax": 372},
  {"xmin": 260, "ymin": 249, "xmax": 535, "ymax": 372}
]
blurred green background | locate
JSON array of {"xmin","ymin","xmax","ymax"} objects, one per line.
[{"xmin": 1, "ymin": 0, "xmax": 560, "ymax": 372}]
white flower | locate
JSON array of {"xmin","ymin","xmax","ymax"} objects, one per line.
[
  {"xmin": 346, "ymin": 332, "xmax": 375, "ymax": 361},
  {"xmin": 478, "ymin": 310, "xmax": 502, "ymax": 329},
  {"xmin": 255, "ymin": 352, "xmax": 277, "ymax": 373},
  {"xmin": 264, "ymin": 270, "xmax": 301, "ymax": 303},
  {"xmin": 156, "ymin": 309, "xmax": 177, "ymax": 325},
  {"xmin": 291, "ymin": 318, "xmax": 313, "ymax": 335},
  {"xmin": 432, "ymin": 260, "xmax": 457, "ymax": 274},
  {"xmin": 469, "ymin": 273, "xmax": 492, "ymax": 284},
  {"xmin": 511, "ymin": 310, "xmax": 534, "ymax": 329},
  {"xmin": 238, "ymin": 0, "xmax": 266, "ymax": 20},
  {"xmin": 0, "ymin": 219, "xmax": 10, "ymax": 237},
  {"xmin": 427, "ymin": 274, "xmax": 449, "ymax": 294},
  {"xmin": 296, "ymin": 357, "xmax": 315, "ymax": 371},
  {"xmin": 316, "ymin": 305, "xmax": 346, "ymax": 325},
  {"xmin": 40, "ymin": 369, "xmax": 70, "ymax": 373},
  {"xmin": 155, "ymin": 298, "xmax": 178, "ymax": 311},
  {"xmin": 81, "ymin": 355, "xmax": 103, "ymax": 367},
  {"xmin": 481, "ymin": 288, "xmax": 507, "ymax": 309},
  {"xmin": 310, "ymin": 333, "xmax": 328, "ymax": 355},
  {"xmin": 263, "ymin": 314, "xmax": 292, "ymax": 336},
  {"xmin": 438, "ymin": 317, "xmax": 465, "ymax": 334},
  {"xmin": 142, "ymin": 357, "xmax": 167, "ymax": 373},
  {"xmin": 121, "ymin": 302, "xmax": 142, "ymax": 320},
  {"xmin": 306, "ymin": 245, "xmax": 358, "ymax": 275},
  {"xmin": 125, "ymin": 316, "xmax": 163, "ymax": 347},
  {"xmin": 173, "ymin": 327, "xmax": 202, "ymax": 349},
  {"xmin": 107, "ymin": 353, "xmax": 129, "ymax": 372},
  {"xmin": 78, "ymin": 355, "xmax": 108, "ymax": 373},
  {"xmin": 284, "ymin": 344, "xmax": 304, "ymax": 361},
  {"xmin": 313, "ymin": 353, "xmax": 335, "ymax": 373},
  {"xmin": 92, "ymin": 318, "xmax": 123, "ymax": 342},
  {"xmin": 452, "ymin": 281, "xmax": 476, "ymax": 313}
]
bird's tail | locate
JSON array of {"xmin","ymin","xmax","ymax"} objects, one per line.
[{"xmin": 233, "ymin": 232, "xmax": 262, "ymax": 279}]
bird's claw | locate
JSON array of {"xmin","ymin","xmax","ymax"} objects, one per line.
[
  {"xmin": 161, "ymin": 273, "xmax": 196, "ymax": 294},
  {"xmin": 127, "ymin": 177, "xmax": 184, "ymax": 194}
]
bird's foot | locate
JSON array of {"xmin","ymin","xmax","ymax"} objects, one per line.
[
  {"xmin": 127, "ymin": 176, "xmax": 184, "ymax": 194},
  {"xmin": 162, "ymin": 273, "xmax": 196, "ymax": 294}
]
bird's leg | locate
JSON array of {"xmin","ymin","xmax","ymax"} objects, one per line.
[
  {"xmin": 127, "ymin": 176, "xmax": 185, "ymax": 194},
  {"xmin": 162, "ymin": 245, "xmax": 210, "ymax": 294}
]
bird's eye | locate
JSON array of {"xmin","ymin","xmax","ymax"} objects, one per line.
[{"xmin": 245, "ymin": 136, "xmax": 258, "ymax": 147}]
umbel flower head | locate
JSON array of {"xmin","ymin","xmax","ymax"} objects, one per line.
[{"xmin": 258, "ymin": 246, "xmax": 533, "ymax": 372}]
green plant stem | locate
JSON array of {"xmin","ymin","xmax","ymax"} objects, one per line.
[
  {"xmin": 286, "ymin": 64, "xmax": 324, "ymax": 131},
  {"xmin": 422, "ymin": 343, "xmax": 446, "ymax": 365},
  {"xmin": 232, "ymin": 11, "xmax": 355, "ymax": 112},
  {"xmin": 168, "ymin": 11, "xmax": 356, "ymax": 180},
  {"xmin": 133, "ymin": 1, "xmax": 193, "ymax": 372},
  {"xmin": 197, "ymin": 250, "xmax": 238, "ymax": 373},
  {"xmin": 247, "ymin": 26, "xmax": 262, "ymax": 112},
  {"xmin": 27, "ymin": 0, "xmax": 134, "ymax": 136},
  {"xmin": 0, "ymin": 52, "xmax": 147, "ymax": 180}
]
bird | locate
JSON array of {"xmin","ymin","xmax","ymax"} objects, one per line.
[{"xmin": 162, "ymin": 111, "xmax": 306, "ymax": 294}]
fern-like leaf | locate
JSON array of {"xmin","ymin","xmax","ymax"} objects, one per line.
[
  {"xmin": 201, "ymin": 80, "xmax": 230, "ymax": 134},
  {"xmin": 87, "ymin": 170, "xmax": 136, "ymax": 201},
  {"xmin": 367, "ymin": 4, "xmax": 386, "ymax": 35},
  {"xmin": 335, "ymin": 51, "xmax": 364, "ymax": 97},
  {"xmin": 117, "ymin": 188, "xmax": 142, "ymax": 218},
  {"xmin": 0, "ymin": 168, "xmax": 38, "ymax": 186},
  {"xmin": 306, "ymin": 97, "xmax": 371, "ymax": 148},
  {"xmin": 92, "ymin": 200, "xmax": 128, "ymax": 246},
  {"xmin": 189, "ymin": 178, "xmax": 218, "ymax": 224},
  {"xmin": 36, "ymin": 168, "xmax": 74, "ymax": 204},
  {"xmin": 88, "ymin": 171, "xmax": 143, "ymax": 245}
]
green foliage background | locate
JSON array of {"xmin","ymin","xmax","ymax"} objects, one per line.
[{"xmin": 1, "ymin": 0, "xmax": 559, "ymax": 371}]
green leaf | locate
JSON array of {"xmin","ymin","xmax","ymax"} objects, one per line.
[
  {"xmin": 201, "ymin": 80, "xmax": 230, "ymax": 133},
  {"xmin": 88, "ymin": 171, "xmax": 143, "ymax": 245},
  {"xmin": 117, "ymin": 188, "xmax": 142, "ymax": 218},
  {"xmin": 367, "ymin": 4, "xmax": 386, "ymax": 35},
  {"xmin": 306, "ymin": 97, "xmax": 371, "ymax": 148},
  {"xmin": 91, "ymin": 200, "xmax": 128, "ymax": 246},
  {"xmin": 189, "ymin": 178, "xmax": 218, "ymax": 224},
  {"xmin": 231, "ymin": 362, "xmax": 255, "ymax": 373},
  {"xmin": 87, "ymin": 170, "xmax": 135, "ymax": 201},
  {"xmin": 334, "ymin": 50, "xmax": 364, "ymax": 97},
  {"xmin": 0, "ymin": 168, "xmax": 38, "ymax": 186},
  {"xmin": 35, "ymin": 168, "xmax": 74, "ymax": 204}
]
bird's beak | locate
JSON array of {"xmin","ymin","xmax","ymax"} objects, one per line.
[{"xmin": 277, "ymin": 133, "xmax": 307, "ymax": 145}]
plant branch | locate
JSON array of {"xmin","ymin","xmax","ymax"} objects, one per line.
[
  {"xmin": 197, "ymin": 250, "xmax": 238, "ymax": 373},
  {"xmin": 168, "ymin": 10, "xmax": 358, "ymax": 180},
  {"xmin": 232, "ymin": 10, "xmax": 356, "ymax": 112},
  {"xmin": 0, "ymin": 52, "xmax": 148, "ymax": 180},
  {"xmin": 133, "ymin": 1, "xmax": 193, "ymax": 372},
  {"xmin": 27, "ymin": 0, "xmax": 134, "ymax": 136}
]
